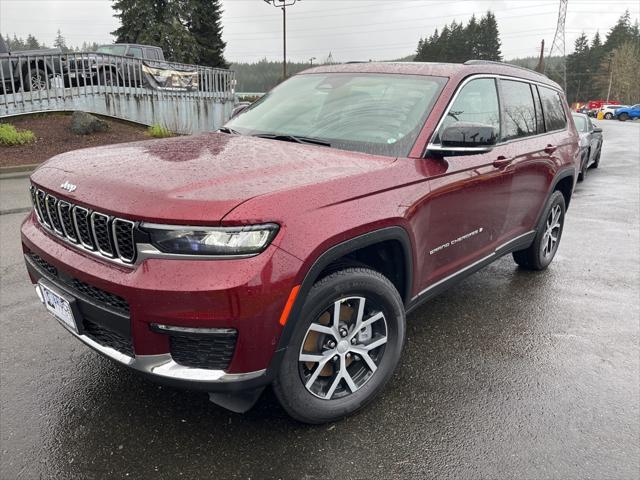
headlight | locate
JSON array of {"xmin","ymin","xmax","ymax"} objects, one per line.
[{"xmin": 142, "ymin": 223, "xmax": 279, "ymax": 256}]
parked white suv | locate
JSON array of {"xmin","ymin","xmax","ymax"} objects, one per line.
[{"xmin": 601, "ymin": 104, "xmax": 628, "ymax": 119}]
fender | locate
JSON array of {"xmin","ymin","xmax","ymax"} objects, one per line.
[
  {"xmin": 536, "ymin": 167, "xmax": 575, "ymax": 227},
  {"xmin": 269, "ymin": 226, "xmax": 413, "ymax": 370}
]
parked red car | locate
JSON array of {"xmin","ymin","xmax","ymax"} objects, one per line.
[{"xmin": 22, "ymin": 61, "xmax": 580, "ymax": 423}]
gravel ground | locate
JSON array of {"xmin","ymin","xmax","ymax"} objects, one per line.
[
  {"xmin": 0, "ymin": 120, "xmax": 638, "ymax": 479},
  {"xmin": 0, "ymin": 113, "xmax": 148, "ymax": 167}
]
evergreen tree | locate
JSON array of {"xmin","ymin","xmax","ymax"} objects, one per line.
[
  {"xmin": 185, "ymin": 0, "xmax": 228, "ymax": 68},
  {"xmin": 414, "ymin": 11, "xmax": 502, "ymax": 63},
  {"xmin": 566, "ymin": 32, "xmax": 590, "ymax": 103},
  {"xmin": 604, "ymin": 10, "xmax": 633, "ymax": 52},
  {"xmin": 476, "ymin": 11, "xmax": 502, "ymax": 61},
  {"xmin": 448, "ymin": 21, "xmax": 466, "ymax": 63},
  {"xmin": 465, "ymin": 15, "xmax": 480, "ymax": 60},
  {"xmin": 53, "ymin": 29, "xmax": 69, "ymax": 53},
  {"xmin": 112, "ymin": 0, "xmax": 155, "ymax": 44},
  {"xmin": 25, "ymin": 34, "xmax": 40, "ymax": 49}
]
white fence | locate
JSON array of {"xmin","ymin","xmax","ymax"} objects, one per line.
[{"xmin": 0, "ymin": 52, "xmax": 236, "ymax": 134}]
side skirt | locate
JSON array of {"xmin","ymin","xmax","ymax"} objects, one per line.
[{"xmin": 406, "ymin": 230, "xmax": 535, "ymax": 314}]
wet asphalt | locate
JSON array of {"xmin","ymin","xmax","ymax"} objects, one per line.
[{"xmin": 1, "ymin": 120, "xmax": 639, "ymax": 479}]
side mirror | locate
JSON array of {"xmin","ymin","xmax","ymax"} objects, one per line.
[
  {"xmin": 430, "ymin": 122, "xmax": 498, "ymax": 155},
  {"xmin": 593, "ymin": 127, "xmax": 603, "ymax": 133},
  {"xmin": 230, "ymin": 103, "xmax": 250, "ymax": 119}
]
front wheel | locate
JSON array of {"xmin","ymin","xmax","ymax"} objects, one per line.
[
  {"xmin": 513, "ymin": 190, "xmax": 566, "ymax": 270},
  {"xmin": 99, "ymin": 70, "xmax": 120, "ymax": 87},
  {"xmin": 25, "ymin": 67, "xmax": 48, "ymax": 92},
  {"xmin": 604, "ymin": 113, "xmax": 613, "ymax": 120},
  {"xmin": 618, "ymin": 113, "xmax": 629, "ymax": 122},
  {"xmin": 273, "ymin": 267, "xmax": 405, "ymax": 424}
]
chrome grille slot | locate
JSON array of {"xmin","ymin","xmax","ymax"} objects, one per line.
[
  {"xmin": 36, "ymin": 190, "xmax": 50, "ymax": 227},
  {"xmin": 45, "ymin": 194, "xmax": 64, "ymax": 235},
  {"xmin": 73, "ymin": 207, "xmax": 95, "ymax": 249},
  {"xmin": 30, "ymin": 186, "xmax": 137, "ymax": 265},
  {"xmin": 57, "ymin": 201, "xmax": 78, "ymax": 242},
  {"xmin": 29, "ymin": 186, "xmax": 42, "ymax": 222},
  {"xmin": 91, "ymin": 212, "xmax": 115, "ymax": 257},
  {"xmin": 112, "ymin": 219, "xmax": 136, "ymax": 262}
]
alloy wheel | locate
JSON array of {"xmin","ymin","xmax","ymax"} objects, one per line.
[
  {"xmin": 30, "ymin": 73, "xmax": 47, "ymax": 91},
  {"xmin": 298, "ymin": 296, "xmax": 388, "ymax": 400},
  {"xmin": 541, "ymin": 204, "xmax": 562, "ymax": 259}
]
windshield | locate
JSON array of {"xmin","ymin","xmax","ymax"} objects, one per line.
[
  {"xmin": 96, "ymin": 45, "xmax": 127, "ymax": 56},
  {"xmin": 226, "ymin": 73, "xmax": 446, "ymax": 157},
  {"xmin": 572, "ymin": 115, "xmax": 588, "ymax": 132}
]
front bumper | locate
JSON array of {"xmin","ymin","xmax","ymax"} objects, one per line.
[{"xmin": 22, "ymin": 214, "xmax": 302, "ymax": 391}]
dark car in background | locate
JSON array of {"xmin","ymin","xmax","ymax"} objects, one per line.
[
  {"xmin": 572, "ymin": 112, "xmax": 603, "ymax": 181},
  {"xmin": 65, "ymin": 43, "xmax": 165, "ymax": 87},
  {"xmin": 0, "ymin": 34, "xmax": 62, "ymax": 93}
]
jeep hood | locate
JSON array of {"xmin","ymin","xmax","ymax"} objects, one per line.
[{"xmin": 31, "ymin": 133, "xmax": 395, "ymax": 224}]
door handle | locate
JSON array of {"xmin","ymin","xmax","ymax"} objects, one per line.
[
  {"xmin": 544, "ymin": 144, "xmax": 557, "ymax": 154},
  {"xmin": 493, "ymin": 156, "xmax": 513, "ymax": 168}
]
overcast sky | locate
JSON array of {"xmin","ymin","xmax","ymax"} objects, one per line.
[{"xmin": 1, "ymin": 0, "xmax": 639, "ymax": 62}]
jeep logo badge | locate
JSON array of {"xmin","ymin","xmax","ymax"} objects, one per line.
[{"xmin": 60, "ymin": 181, "xmax": 77, "ymax": 193}]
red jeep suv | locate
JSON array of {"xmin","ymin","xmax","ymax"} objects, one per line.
[{"xmin": 22, "ymin": 61, "xmax": 579, "ymax": 423}]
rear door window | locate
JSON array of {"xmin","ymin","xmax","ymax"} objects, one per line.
[
  {"xmin": 145, "ymin": 48, "xmax": 159, "ymax": 60},
  {"xmin": 539, "ymin": 86, "xmax": 567, "ymax": 132},
  {"xmin": 500, "ymin": 80, "xmax": 537, "ymax": 141},
  {"xmin": 435, "ymin": 77, "xmax": 500, "ymax": 142},
  {"xmin": 128, "ymin": 47, "xmax": 143, "ymax": 58}
]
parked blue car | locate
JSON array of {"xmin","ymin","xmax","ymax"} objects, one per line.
[{"xmin": 614, "ymin": 104, "xmax": 640, "ymax": 121}]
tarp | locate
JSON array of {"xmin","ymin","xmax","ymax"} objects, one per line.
[{"xmin": 142, "ymin": 61, "xmax": 198, "ymax": 91}]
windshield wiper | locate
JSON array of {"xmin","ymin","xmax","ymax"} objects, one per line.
[
  {"xmin": 252, "ymin": 133, "xmax": 331, "ymax": 147},
  {"xmin": 218, "ymin": 126, "xmax": 241, "ymax": 135}
]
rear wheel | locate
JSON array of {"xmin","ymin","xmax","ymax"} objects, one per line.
[
  {"xmin": 604, "ymin": 112, "xmax": 613, "ymax": 120},
  {"xmin": 513, "ymin": 190, "xmax": 566, "ymax": 270},
  {"xmin": 273, "ymin": 267, "xmax": 405, "ymax": 424}
]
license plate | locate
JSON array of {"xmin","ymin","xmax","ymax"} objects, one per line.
[{"xmin": 38, "ymin": 282, "xmax": 77, "ymax": 332}]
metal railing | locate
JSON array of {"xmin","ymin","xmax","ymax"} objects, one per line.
[{"xmin": 1, "ymin": 52, "xmax": 236, "ymax": 133}]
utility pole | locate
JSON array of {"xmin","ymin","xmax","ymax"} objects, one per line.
[
  {"xmin": 535, "ymin": 39, "xmax": 545, "ymax": 73},
  {"xmin": 309, "ymin": 57, "xmax": 316, "ymax": 67},
  {"xmin": 264, "ymin": 0, "xmax": 300, "ymax": 80},
  {"xmin": 606, "ymin": 52, "xmax": 614, "ymax": 102}
]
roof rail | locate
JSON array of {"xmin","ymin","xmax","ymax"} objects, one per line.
[{"xmin": 464, "ymin": 59, "xmax": 550, "ymax": 81}]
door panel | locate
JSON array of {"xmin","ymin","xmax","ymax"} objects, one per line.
[
  {"xmin": 419, "ymin": 149, "xmax": 514, "ymax": 289},
  {"xmin": 416, "ymin": 77, "xmax": 512, "ymax": 291}
]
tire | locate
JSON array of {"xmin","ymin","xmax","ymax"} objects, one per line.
[
  {"xmin": 604, "ymin": 113, "xmax": 613, "ymax": 120},
  {"xmin": 512, "ymin": 190, "xmax": 566, "ymax": 271},
  {"xmin": 99, "ymin": 70, "xmax": 120, "ymax": 87},
  {"xmin": 25, "ymin": 67, "xmax": 47, "ymax": 92},
  {"xmin": 591, "ymin": 148, "xmax": 601, "ymax": 169},
  {"xmin": 578, "ymin": 151, "xmax": 588, "ymax": 182},
  {"xmin": 618, "ymin": 113, "xmax": 629, "ymax": 122},
  {"xmin": 273, "ymin": 267, "xmax": 406, "ymax": 424}
]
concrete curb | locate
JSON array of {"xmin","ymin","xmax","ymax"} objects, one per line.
[{"xmin": 0, "ymin": 163, "xmax": 38, "ymax": 179}]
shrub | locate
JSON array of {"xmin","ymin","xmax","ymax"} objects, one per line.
[
  {"xmin": 147, "ymin": 124, "xmax": 174, "ymax": 138},
  {"xmin": 0, "ymin": 123, "xmax": 36, "ymax": 146}
]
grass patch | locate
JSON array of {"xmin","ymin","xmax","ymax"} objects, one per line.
[
  {"xmin": 147, "ymin": 124, "xmax": 174, "ymax": 138},
  {"xmin": 0, "ymin": 123, "xmax": 36, "ymax": 146}
]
